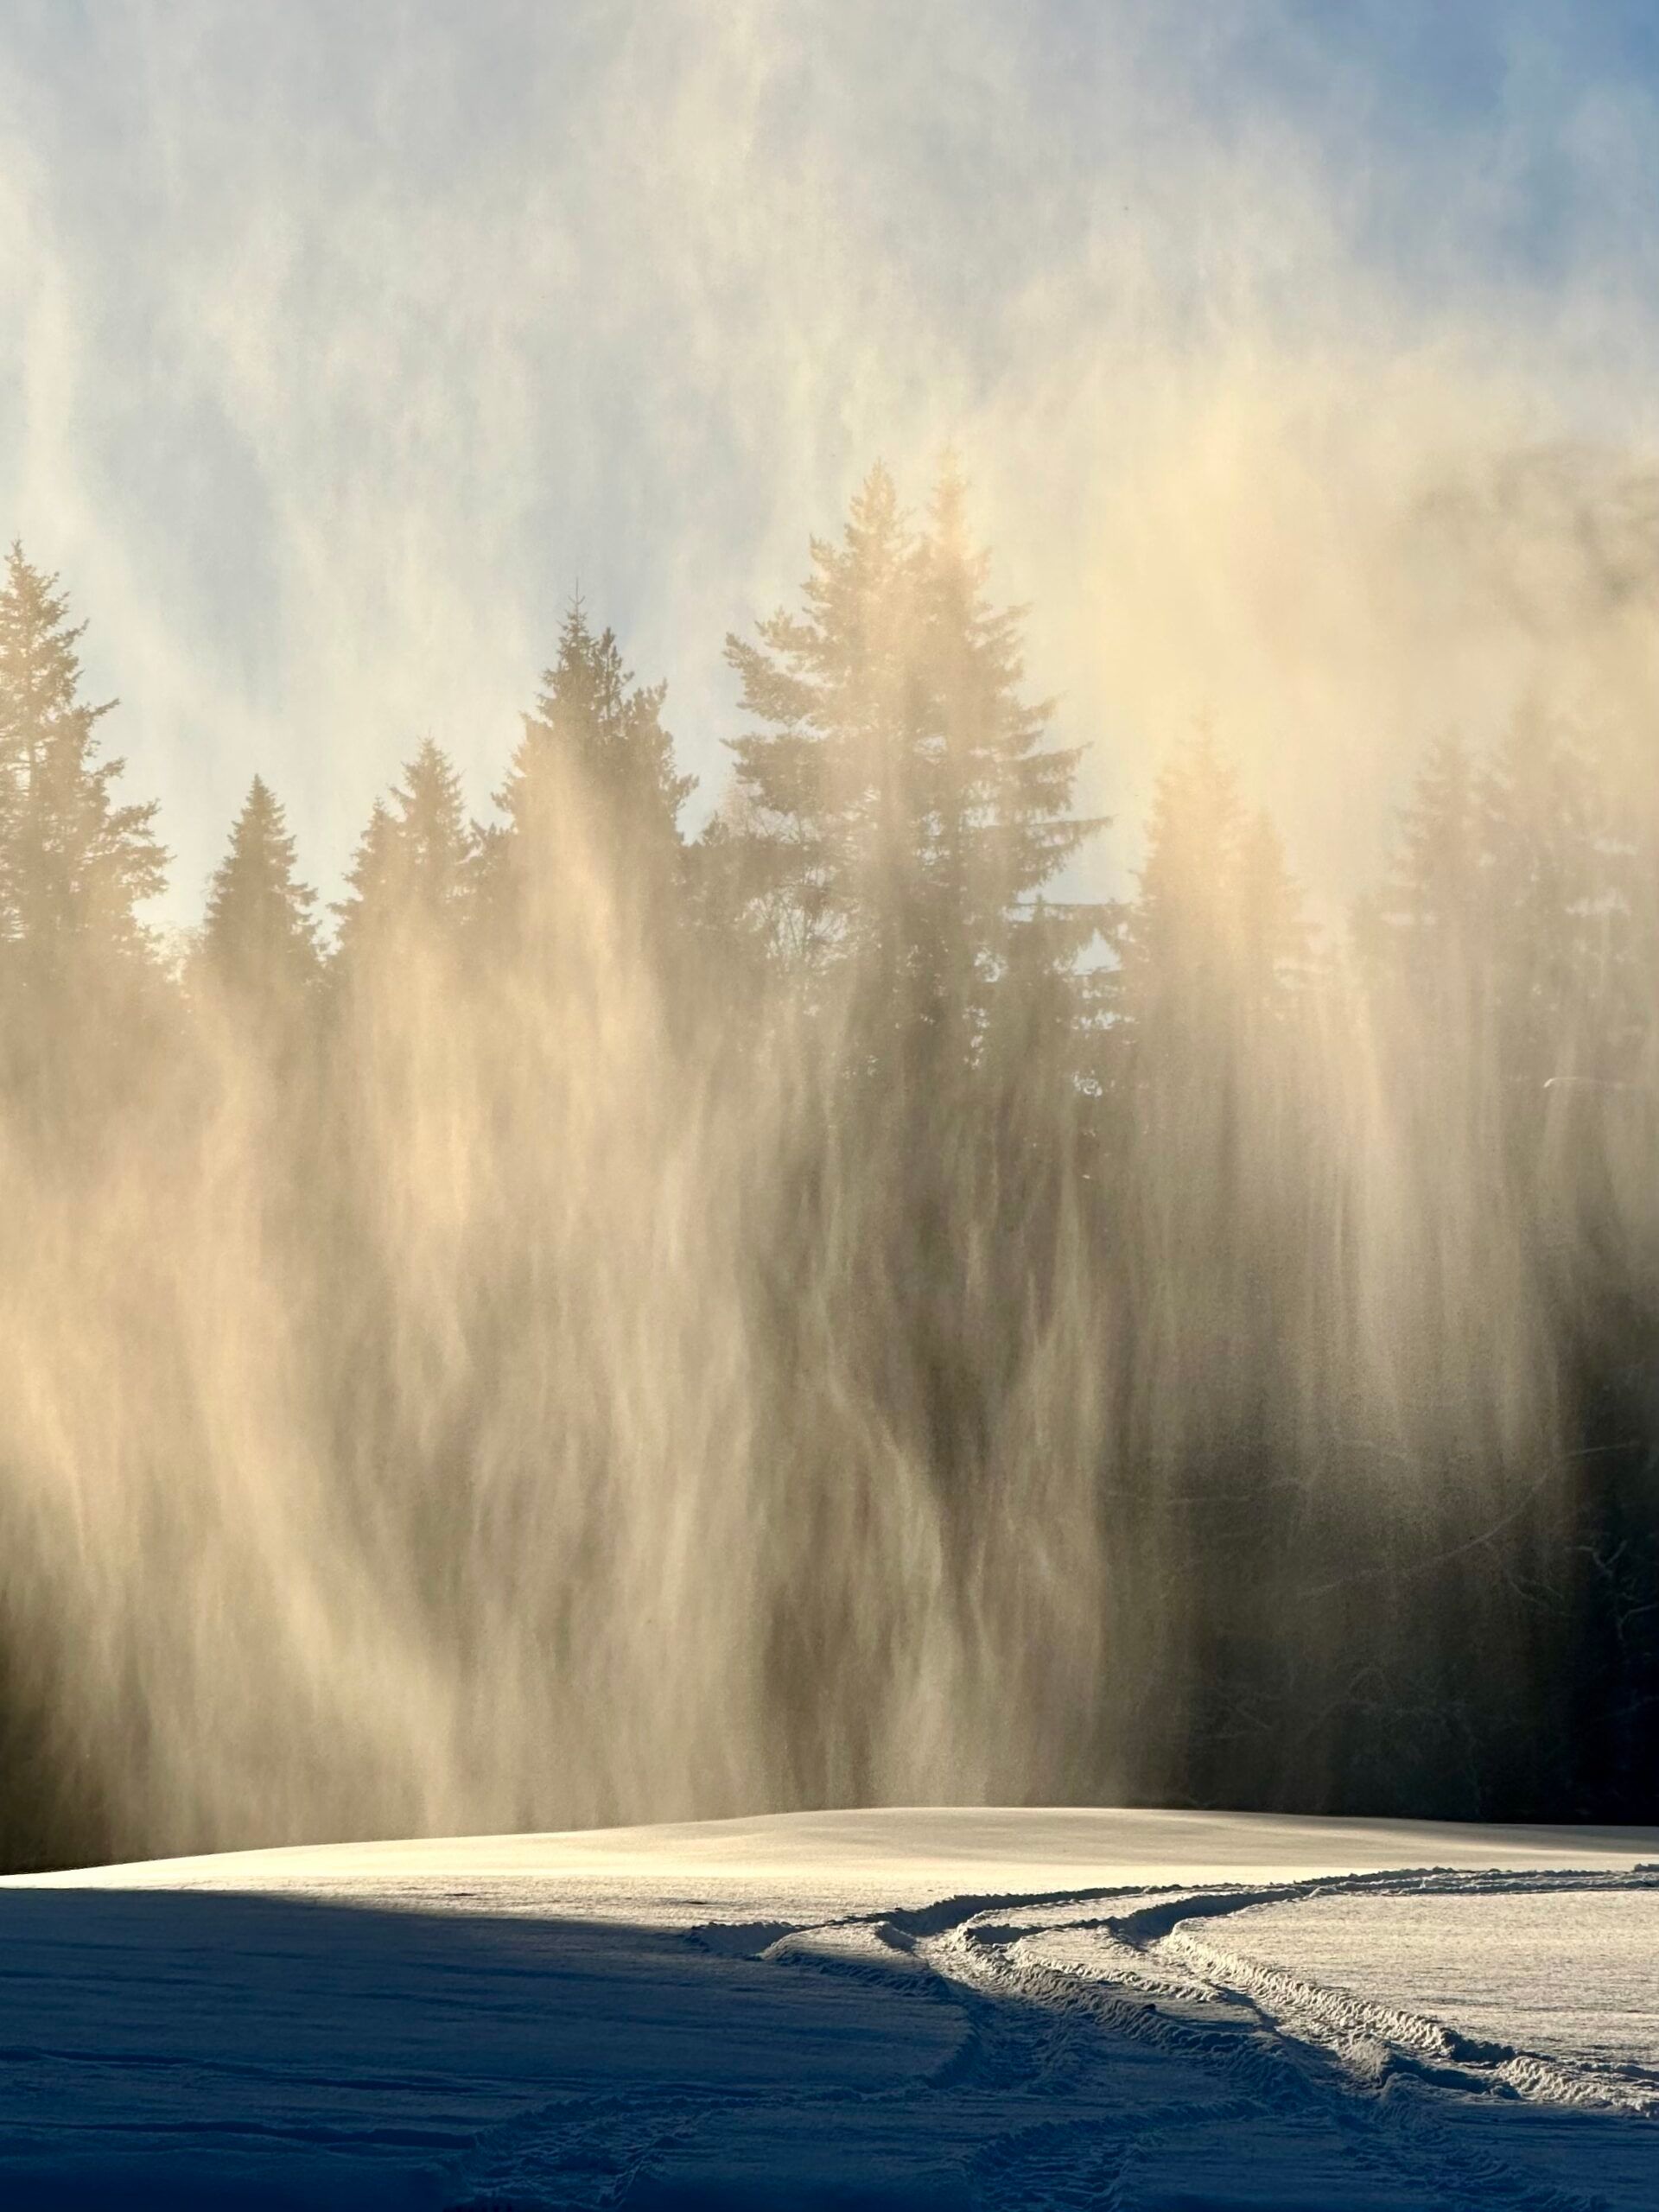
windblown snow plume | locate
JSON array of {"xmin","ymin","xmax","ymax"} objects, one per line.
[{"xmin": 0, "ymin": 3, "xmax": 1654, "ymax": 1861}]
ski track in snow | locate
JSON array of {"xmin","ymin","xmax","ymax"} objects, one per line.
[{"xmin": 0, "ymin": 1814, "xmax": 1654, "ymax": 2208}]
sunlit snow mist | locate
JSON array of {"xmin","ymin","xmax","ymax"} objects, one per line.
[
  {"xmin": 0, "ymin": 4, "xmax": 1656, "ymax": 1862},
  {"xmin": 0, "ymin": 440, "xmax": 1654, "ymax": 1861}
]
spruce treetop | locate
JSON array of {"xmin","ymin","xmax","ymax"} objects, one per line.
[
  {"xmin": 334, "ymin": 740, "xmax": 480, "ymax": 961},
  {"xmin": 724, "ymin": 461, "xmax": 1106, "ymax": 1041},
  {"xmin": 0, "ymin": 543, "xmax": 166, "ymax": 976},
  {"xmin": 500, "ymin": 598, "xmax": 694, "ymax": 852},
  {"xmin": 200, "ymin": 775, "xmax": 320, "ymax": 1009}
]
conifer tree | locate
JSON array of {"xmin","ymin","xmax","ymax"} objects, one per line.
[
  {"xmin": 1354, "ymin": 732, "xmax": 1485, "ymax": 1015},
  {"xmin": 725, "ymin": 461, "xmax": 1103, "ymax": 1061},
  {"xmin": 1233, "ymin": 807, "xmax": 1313, "ymax": 1027},
  {"xmin": 489, "ymin": 601, "xmax": 693, "ymax": 961},
  {"xmin": 1358, "ymin": 712, "xmax": 1630, "ymax": 1098},
  {"xmin": 333, "ymin": 799, "xmax": 397, "ymax": 968},
  {"xmin": 1479, "ymin": 709, "xmax": 1623, "ymax": 1087},
  {"xmin": 920, "ymin": 461, "xmax": 1108, "ymax": 1051},
  {"xmin": 199, "ymin": 776, "xmax": 320, "ymax": 1015},
  {"xmin": 1113, "ymin": 734, "xmax": 1306, "ymax": 1068},
  {"xmin": 725, "ymin": 464, "xmax": 928, "ymax": 996},
  {"xmin": 334, "ymin": 741, "xmax": 479, "ymax": 964},
  {"xmin": 390, "ymin": 738, "xmax": 479, "ymax": 934},
  {"xmin": 0, "ymin": 543, "xmax": 166, "ymax": 1000}
]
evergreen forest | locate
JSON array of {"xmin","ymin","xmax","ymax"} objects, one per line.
[{"xmin": 0, "ymin": 464, "xmax": 1654, "ymax": 1872}]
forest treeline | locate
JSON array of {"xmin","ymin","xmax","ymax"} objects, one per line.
[{"xmin": 0, "ymin": 463, "xmax": 1655, "ymax": 1870}]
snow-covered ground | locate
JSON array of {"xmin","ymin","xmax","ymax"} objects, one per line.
[{"xmin": 2, "ymin": 1808, "xmax": 1655, "ymax": 2207}]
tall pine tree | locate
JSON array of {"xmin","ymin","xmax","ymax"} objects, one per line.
[
  {"xmin": 725, "ymin": 461, "xmax": 1103, "ymax": 1067},
  {"xmin": 486, "ymin": 601, "xmax": 693, "ymax": 968},
  {"xmin": 1354, "ymin": 732, "xmax": 1486, "ymax": 1024},
  {"xmin": 921, "ymin": 460, "xmax": 1107, "ymax": 1059},
  {"xmin": 725, "ymin": 464, "xmax": 925, "ymax": 1000},
  {"xmin": 334, "ymin": 740, "xmax": 480, "ymax": 966},
  {"xmin": 0, "ymin": 544, "xmax": 167, "ymax": 1005},
  {"xmin": 1480, "ymin": 708, "xmax": 1624, "ymax": 1089},
  {"xmin": 1112, "ymin": 733, "xmax": 1307, "ymax": 1073},
  {"xmin": 198, "ymin": 776, "xmax": 320, "ymax": 1018}
]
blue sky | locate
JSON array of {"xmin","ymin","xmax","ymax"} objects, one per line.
[{"xmin": 2, "ymin": 1, "xmax": 1656, "ymax": 919}]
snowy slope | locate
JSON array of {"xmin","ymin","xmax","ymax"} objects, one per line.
[{"xmin": 1, "ymin": 1808, "xmax": 1655, "ymax": 2208}]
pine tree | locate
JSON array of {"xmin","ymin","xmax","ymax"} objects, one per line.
[
  {"xmin": 199, "ymin": 776, "xmax": 320, "ymax": 1015},
  {"xmin": 725, "ymin": 461, "xmax": 1104, "ymax": 1062},
  {"xmin": 1114, "ymin": 734, "xmax": 1306, "ymax": 1068},
  {"xmin": 486, "ymin": 601, "xmax": 693, "ymax": 969},
  {"xmin": 1233, "ymin": 807, "xmax": 1313, "ymax": 1027},
  {"xmin": 920, "ymin": 460, "xmax": 1109, "ymax": 1051},
  {"xmin": 334, "ymin": 741, "xmax": 479, "ymax": 965},
  {"xmin": 1479, "ymin": 708, "xmax": 1623, "ymax": 1088},
  {"xmin": 334, "ymin": 798, "xmax": 397, "ymax": 967},
  {"xmin": 725, "ymin": 463, "xmax": 923, "ymax": 988},
  {"xmin": 0, "ymin": 543, "xmax": 167, "ymax": 1000},
  {"xmin": 390, "ymin": 738, "xmax": 479, "ymax": 934},
  {"xmin": 1354, "ymin": 732, "xmax": 1485, "ymax": 1015},
  {"xmin": 1358, "ymin": 713, "xmax": 1630, "ymax": 1090}
]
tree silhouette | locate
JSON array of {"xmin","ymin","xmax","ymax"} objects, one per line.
[
  {"xmin": 1113, "ymin": 734, "xmax": 1307, "ymax": 1075},
  {"xmin": 486, "ymin": 601, "xmax": 692, "ymax": 971},
  {"xmin": 1480, "ymin": 707, "xmax": 1624, "ymax": 1090},
  {"xmin": 920, "ymin": 460, "xmax": 1109, "ymax": 1062},
  {"xmin": 0, "ymin": 543, "xmax": 166, "ymax": 1006},
  {"xmin": 725, "ymin": 463, "xmax": 921, "ymax": 988},
  {"xmin": 199, "ymin": 776, "xmax": 320, "ymax": 1018},
  {"xmin": 506, "ymin": 601, "xmax": 692, "ymax": 851},
  {"xmin": 334, "ymin": 739, "xmax": 479, "ymax": 966},
  {"xmin": 1354, "ymin": 731, "xmax": 1484, "ymax": 1019},
  {"xmin": 727, "ymin": 461, "xmax": 1104, "ymax": 1068}
]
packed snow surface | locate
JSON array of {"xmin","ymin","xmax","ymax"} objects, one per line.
[{"xmin": 2, "ymin": 1807, "xmax": 1655, "ymax": 2207}]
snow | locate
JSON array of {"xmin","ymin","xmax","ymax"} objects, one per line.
[
  {"xmin": 1206, "ymin": 1880, "xmax": 1659, "ymax": 2077},
  {"xmin": 0, "ymin": 1808, "xmax": 1654, "ymax": 2207}
]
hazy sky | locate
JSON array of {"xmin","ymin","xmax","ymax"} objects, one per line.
[{"xmin": 3, "ymin": 1, "xmax": 1658, "ymax": 921}]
